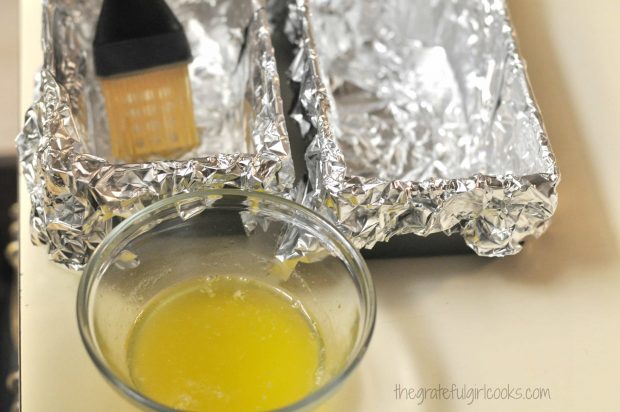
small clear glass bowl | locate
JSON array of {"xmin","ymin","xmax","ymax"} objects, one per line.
[{"xmin": 77, "ymin": 189, "xmax": 376, "ymax": 411}]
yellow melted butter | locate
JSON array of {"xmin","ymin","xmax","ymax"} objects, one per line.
[{"xmin": 126, "ymin": 276, "xmax": 322, "ymax": 411}]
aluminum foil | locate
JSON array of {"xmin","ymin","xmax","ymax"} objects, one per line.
[
  {"xmin": 285, "ymin": 0, "xmax": 559, "ymax": 256},
  {"xmin": 17, "ymin": 0, "xmax": 294, "ymax": 269}
]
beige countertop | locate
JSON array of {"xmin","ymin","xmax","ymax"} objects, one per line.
[
  {"xmin": 0, "ymin": 0, "xmax": 18, "ymax": 156},
  {"xmin": 19, "ymin": 1, "xmax": 620, "ymax": 411}
]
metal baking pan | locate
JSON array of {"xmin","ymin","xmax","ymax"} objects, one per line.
[
  {"xmin": 17, "ymin": 0, "xmax": 294, "ymax": 269},
  {"xmin": 276, "ymin": 0, "xmax": 559, "ymax": 258}
]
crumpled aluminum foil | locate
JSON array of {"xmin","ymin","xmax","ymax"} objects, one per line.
[
  {"xmin": 285, "ymin": 0, "xmax": 559, "ymax": 256},
  {"xmin": 17, "ymin": 0, "xmax": 294, "ymax": 270}
]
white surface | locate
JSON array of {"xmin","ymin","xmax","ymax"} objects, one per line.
[
  {"xmin": 19, "ymin": 0, "xmax": 620, "ymax": 411},
  {"xmin": 0, "ymin": 0, "xmax": 18, "ymax": 156}
]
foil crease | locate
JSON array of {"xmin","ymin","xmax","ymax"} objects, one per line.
[
  {"xmin": 17, "ymin": 0, "xmax": 294, "ymax": 269},
  {"xmin": 285, "ymin": 0, "xmax": 559, "ymax": 256}
]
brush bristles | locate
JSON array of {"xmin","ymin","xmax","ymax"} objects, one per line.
[{"xmin": 100, "ymin": 64, "xmax": 199, "ymax": 162}]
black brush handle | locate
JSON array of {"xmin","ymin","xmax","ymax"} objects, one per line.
[{"xmin": 93, "ymin": 0, "xmax": 192, "ymax": 77}]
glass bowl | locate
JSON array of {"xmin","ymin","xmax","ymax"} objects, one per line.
[{"xmin": 77, "ymin": 189, "xmax": 376, "ymax": 411}]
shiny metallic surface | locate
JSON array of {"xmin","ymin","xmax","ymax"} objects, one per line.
[
  {"xmin": 286, "ymin": 0, "xmax": 559, "ymax": 256},
  {"xmin": 17, "ymin": 0, "xmax": 294, "ymax": 269}
]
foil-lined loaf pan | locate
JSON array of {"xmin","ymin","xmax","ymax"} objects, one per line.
[
  {"xmin": 283, "ymin": 0, "xmax": 559, "ymax": 257},
  {"xmin": 17, "ymin": 0, "xmax": 294, "ymax": 269}
]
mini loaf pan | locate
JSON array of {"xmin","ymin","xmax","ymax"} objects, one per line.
[
  {"xmin": 17, "ymin": 0, "xmax": 294, "ymax": 269},
  {"xmin": 280, "ymin": 0, "xmax": 559, "ymax": 257}
]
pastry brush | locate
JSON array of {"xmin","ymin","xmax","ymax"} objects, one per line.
[{"xmin": 94, "ymin": 0, "xmax": 199, "ymax": 162}]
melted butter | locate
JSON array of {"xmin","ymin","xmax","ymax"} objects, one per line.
[{"xmin": 126, "ymin": 276, "xmax": 322, "ymax": 411}]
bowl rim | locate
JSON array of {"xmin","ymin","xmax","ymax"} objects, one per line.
[{"xmin": 76, "ymin": 188, "xmax": 376, "ymax": 411}]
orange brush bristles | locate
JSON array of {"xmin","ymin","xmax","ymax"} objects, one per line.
[{"xmin": 100, "ymin": 64, "xmax": 199, "ymax": 162}]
